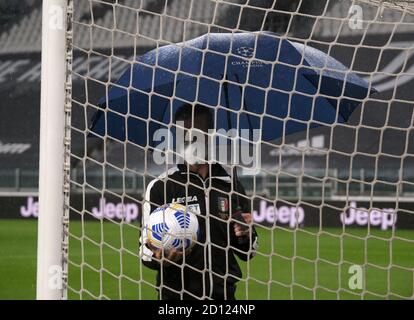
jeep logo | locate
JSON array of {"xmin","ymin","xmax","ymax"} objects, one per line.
[
  {"xmin": 252, "ymin": 200, "xmax": 305, "ymax": 228},
  {"xmin": 340, "ymin": 201, "xmax": 396, "ymax": 230}
]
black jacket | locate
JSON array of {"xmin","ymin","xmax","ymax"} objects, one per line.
[{"xmin": 139, "ymin": 163, "xmax": 258, "ymax": 300}]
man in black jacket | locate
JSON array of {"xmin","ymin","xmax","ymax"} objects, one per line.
[{"xmin": 139, "ymin": 103, "xmax": 258, "ymax": 300}]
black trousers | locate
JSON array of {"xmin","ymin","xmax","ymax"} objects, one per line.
[{"xmin": 159, "ymin": 285, "xmax": 236, "ymax": 300}]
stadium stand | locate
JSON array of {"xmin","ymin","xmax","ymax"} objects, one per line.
[{"xmin": 2, "ymin": 0, "xmax": 413, "ymax": 54}]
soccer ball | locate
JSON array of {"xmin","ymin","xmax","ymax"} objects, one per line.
[{"xmin": 147, "ymin": 203, "xmax": 199, "ymax": 251}]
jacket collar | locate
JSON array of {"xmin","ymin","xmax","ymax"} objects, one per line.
[{"xmin": 177, "ymin": 163, "xmax": 231, "ymax": 180}]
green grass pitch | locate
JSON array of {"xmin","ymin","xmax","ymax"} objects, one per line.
[{"xmin": 1, "ymin": 219, "xmax": 413, "ymax": 299}]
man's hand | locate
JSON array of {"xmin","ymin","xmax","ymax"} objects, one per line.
[
  {"xmin": 146, "ymin": 243, "xmax": 183, "ymax": 266},
  {"xmin": 233, "ymin": 213, "xmax": 252, "ymax": 237}
]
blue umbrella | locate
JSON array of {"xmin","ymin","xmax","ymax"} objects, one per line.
[{"xmin": 90, "ymin": 32, "xmax": 376, "ymax": 147}]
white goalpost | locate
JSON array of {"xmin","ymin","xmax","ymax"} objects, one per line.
[
  {"xmin": 37, "ymin": 0, "xmax": 414, "ymax": 300},
  {"xmin": 37, "ymin": 0, "xmax": 72, "ymax": 299}
]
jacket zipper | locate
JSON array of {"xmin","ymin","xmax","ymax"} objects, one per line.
[{"xmin": 187, "ymin": 172, "xmax": 214, "ymax": 299}]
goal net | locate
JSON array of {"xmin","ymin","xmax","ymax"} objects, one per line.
[{"xmin": 38, "ymin": 0, "xmax": 414, "ymax": 300}]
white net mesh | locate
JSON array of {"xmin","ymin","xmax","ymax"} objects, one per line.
[{"xmin": 66, "ymin": 0, "xmax": 414, "ymax": 300}]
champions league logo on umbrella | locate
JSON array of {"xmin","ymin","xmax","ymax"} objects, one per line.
[
  {"xmin": 233, "ymin": 46, "xmax": 265, "ymax": 68},
  {"xmin": 236, "ymin": 46, "xmax": 255, "ymax": 58}
]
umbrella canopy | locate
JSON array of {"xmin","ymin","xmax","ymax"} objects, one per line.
[{"xmin": 90, "ymin": 32, "xmax": 376, "ymax": 147}]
